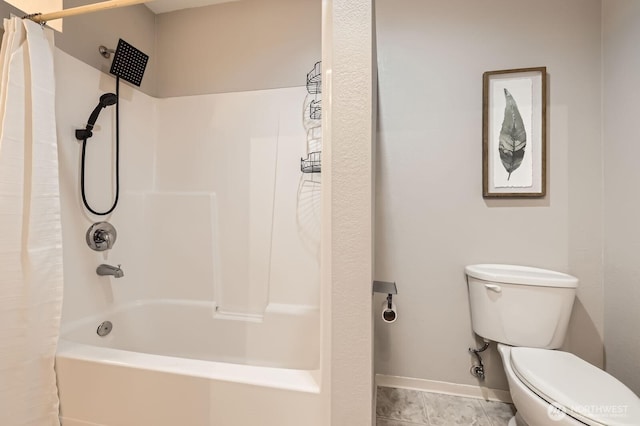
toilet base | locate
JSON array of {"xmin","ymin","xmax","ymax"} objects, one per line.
[{"xmin": 508, "ymin": 413, "xmax": 529, "ymax": 426}]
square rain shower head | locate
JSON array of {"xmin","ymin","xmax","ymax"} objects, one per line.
[{"xmin": 109, "ymin": 38, "xmax": 148, "ymax": 87}]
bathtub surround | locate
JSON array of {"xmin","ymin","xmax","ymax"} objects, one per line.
[
  {"xmin": 55, "ymin": 49, "xmax": 319, "ymax": 324},
  {"xmin": 54, "ymin": 49, "xmax": 157, "ymax": 321},
  {"xmin": 54, "ymin": 46, "xmax": 322, "ymax": 424},
  {"xmin": 0, "ymin": 18, "xmax": 63, "ymax": 425},
  {"xmin": 153, "ymin": 88, "xmax": 319, "ymax": 313}
]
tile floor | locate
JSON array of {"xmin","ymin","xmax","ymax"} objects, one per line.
[{"xmin": 376, "ymin": 386, "xmax": 516, "ymax": 426}]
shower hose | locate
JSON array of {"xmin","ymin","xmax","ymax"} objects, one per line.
[{"xmin": 80, "ymin": 77, "xmax": 120, "ymax": 216}]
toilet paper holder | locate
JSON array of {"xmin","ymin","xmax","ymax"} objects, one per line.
[
  {"xmin": 372, "ymin": 280, "xmax": 397, "ymax": 296},
  {"xmin": 373, "ymin": 280, "xmax": 398, "ymax": 323}
]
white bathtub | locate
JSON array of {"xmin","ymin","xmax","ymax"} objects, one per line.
[{"xmin": 55, "ymin": 299, "xmax": 323, "ymax": 426}]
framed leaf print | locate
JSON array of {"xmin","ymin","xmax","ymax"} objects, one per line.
[{"xmin": 482, "ymin": 67, "xmax": 547, "ymax": 198}]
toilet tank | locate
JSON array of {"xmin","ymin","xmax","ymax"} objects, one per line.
[{"xmin": 465, "ymin": 264, "xmax": 578, "ymax": 349}]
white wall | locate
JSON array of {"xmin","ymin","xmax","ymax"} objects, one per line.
[
  {"xmin": 602, "ymin": 0, "xmax": 640, "ymax": 395},
  {"xmin": 56, "ymin": 50, "xmax": 319, "ymax": 324},
  {"xmin": 154, "ymin": 88, "xmax": 320, "ymax": 314},
  {"xmin": 321, "ymin": 0, "xmax": 376, "ymax": 424},
  {"xmin": 374, "ymin": 0, "xmax": 603, "ymax": 391},
  {"xmin": 55, "ymin": 49, "xmax": 157, "ymax": 322}
]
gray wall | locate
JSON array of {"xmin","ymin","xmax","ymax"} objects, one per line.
[
  {"xmin": 56, "ymin": 0, "xmax": 157, "ymax": 96},
  {"xmin": 0, "ymin": 1, "xmax": 157, "ymax": 95},
  {"xmin": 374, "ymin": 0, "xmax": 604, "ymax": 391},
  {"xmin": 602, "ymin": 0, "xmax": 640, "ymax": 395},
  {"xmin": 1, "ymin": 0, "xmax": 320, "ymax": 98},
  {"xmin": 0, "ymin": 2, "xmax": 26, "ymax": 28},
  {"xmin": 155, "ymin": 0, "xmax": 321, "ymax": 97}
]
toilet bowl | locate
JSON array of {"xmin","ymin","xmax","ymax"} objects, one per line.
[
  {"xmin": 465, "ymin": 264, "xmax": 640, "ymax": 426},
  {"xmin": 498, "ymin": 344, "xmax": 640, "ymax": 425}
]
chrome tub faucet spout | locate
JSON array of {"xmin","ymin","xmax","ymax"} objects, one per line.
[{"xmin": 97, "ymin": 264, "xmax": 124, "ymax": 278}]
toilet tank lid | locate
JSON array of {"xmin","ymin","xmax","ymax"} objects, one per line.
[
  {"xmin": 465, "ymin": 264, "xmax": 578, "ymax": 288},
  {"xmin": 510, "ymin": 347, "xmax": 640, "ymax": 426}
]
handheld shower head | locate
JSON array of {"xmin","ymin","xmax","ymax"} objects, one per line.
[
  {"xmin": 75, "ymin": 92, "xmax": 117, "ymax": 140},
  {"xmin": 100, "ymin": 93, "xmax": 117, "ymax": 107}
]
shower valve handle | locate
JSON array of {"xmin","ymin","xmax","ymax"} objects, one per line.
[
  {"xmin": 86, "ymin": 222, "xmax": 117, "ymax": 251},
  {"xmin": 94, "ymin": 229, "xmax": 111, "ymax": 249}
]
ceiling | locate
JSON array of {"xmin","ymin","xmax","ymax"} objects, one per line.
[{"xmin": 145, "ymin": 0, "xmax": 239, "ymax": 14}]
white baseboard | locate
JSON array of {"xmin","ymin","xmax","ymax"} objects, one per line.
[
  {"xmin": 59, "ymin": 417, "xmax": 105, "ymax": 426},
  {"xmin": 375, "ymin": 374, "xmax": 512, "ymax": 404}
]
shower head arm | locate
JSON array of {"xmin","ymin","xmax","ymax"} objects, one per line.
[{"xmin": 99, "ymin": 45, "xmax": 115, "ymax": 59}]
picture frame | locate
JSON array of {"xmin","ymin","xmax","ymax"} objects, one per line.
[{"xmin": 482, "ymin": 67, "xmax": 547, "ymax": 198}]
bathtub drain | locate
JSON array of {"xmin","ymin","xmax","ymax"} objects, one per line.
[{"xmin": 96, "ymin": 321, "xmax": 113, "ymax": 337}]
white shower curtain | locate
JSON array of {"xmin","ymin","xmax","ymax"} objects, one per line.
[{"xmin": 0, "ymin": 17, "xmax": 63, "ymax": 426}]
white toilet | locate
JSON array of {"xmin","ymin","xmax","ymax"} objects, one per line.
[{"xmin": 465, "ymin": 264, "xmax": 640, "ymax": 426}]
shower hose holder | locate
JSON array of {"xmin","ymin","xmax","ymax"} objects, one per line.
[{"xmin": 75, "ymin": 128, "xmax": 93, "ymax": 140}]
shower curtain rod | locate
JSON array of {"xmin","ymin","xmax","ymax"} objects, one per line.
[{"xmin": 25, "ymin": 0, "xmax": 148, "ymax": 24}]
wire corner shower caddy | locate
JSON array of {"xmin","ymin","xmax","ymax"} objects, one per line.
[
  {"xmin": 301, "ymin": 151, "xmax": 321, "ymax": 173},
  {"xmin": 301, "ymin": 61, "xmax": 322, "ymax": 174}
]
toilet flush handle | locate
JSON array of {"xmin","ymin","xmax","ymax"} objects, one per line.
[{"xmin": 484, "ymin": 284, "xmax": 502, "ymax": 293}]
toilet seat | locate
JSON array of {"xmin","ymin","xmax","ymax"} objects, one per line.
[{"xmin": 510, "ymin": 347, "xmax": 640, "ymax": 426}]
